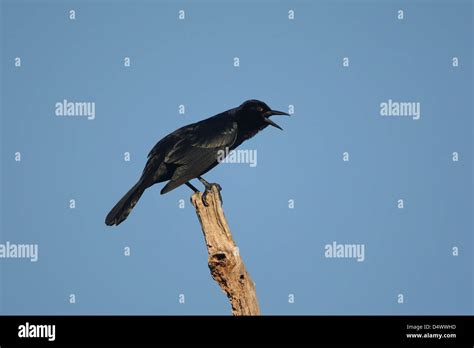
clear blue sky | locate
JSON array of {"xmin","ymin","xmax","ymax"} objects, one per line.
[{"xmin": 1, "ymin": 0, "xmax": 472, "ymax": 314}]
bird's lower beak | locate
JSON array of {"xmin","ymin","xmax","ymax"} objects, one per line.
[
  {"xmin": 263, "ymin": 117, "xmax": 283, "ymax": 130},
  {"xmin": 263, "ymin": 109, "xmax": 290, "ymax": 130}
]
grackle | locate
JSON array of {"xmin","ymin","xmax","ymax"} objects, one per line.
[{"xmin": 105, "ymin": 99, "xmax": 289, "ymax": 226}]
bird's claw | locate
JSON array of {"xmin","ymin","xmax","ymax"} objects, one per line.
[{"xmin": 202, "ymin": 183, "xmax": 223, "ymax": 207}]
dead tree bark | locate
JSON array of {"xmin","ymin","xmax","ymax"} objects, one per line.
[{"xmin": 191, "ymin": 185, "xmax": 261, "ymax": 316}]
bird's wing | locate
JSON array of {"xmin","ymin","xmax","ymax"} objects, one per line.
[
  {"xmin": 146, "ymin": 128, "xmax": 184, "ymax": 161},
  {"xmin": 160, "ymin": 117, "xmax": 238, "ymax": 193},
  {"xmin": 166, "ymin": 117, "xmax": 237, "ymax": 163},
  {"xmin": 139, "ymin": 129, "xmax": 184, "ymax": 182}
]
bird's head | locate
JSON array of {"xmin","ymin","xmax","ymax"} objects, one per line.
[{"xmin": 237, "ymin": 99, "xmax": 289, "ymax": 130}]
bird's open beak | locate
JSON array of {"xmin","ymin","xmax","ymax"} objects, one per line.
[{"xmin": 263, "ymin": 110, "xmax": 290, "ymax": 130}]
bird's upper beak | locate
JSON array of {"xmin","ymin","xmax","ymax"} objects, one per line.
[{"xmin": 263, "ymin": 110, "xmax": 290, "ymax": 130}]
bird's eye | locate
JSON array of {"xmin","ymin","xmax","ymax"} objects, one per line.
[{"xmin": 257, "ymin": 107, "xmax": 263, "ymax": 112}]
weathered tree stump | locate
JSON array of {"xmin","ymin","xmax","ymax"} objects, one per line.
[{"xmin": 191, "ymin": 185, "xmax": 260, "ymax": 316}]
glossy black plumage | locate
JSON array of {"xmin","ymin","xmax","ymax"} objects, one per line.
[{"xmin": 105, "ymin": 99, "xmax": 289, "ymax": 226}]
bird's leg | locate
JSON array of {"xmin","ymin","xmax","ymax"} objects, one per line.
[
  {"xmin": 198, "ymin": 176, "xmax": 223, "ymax": 207},
  {"xmin": 185, "ymin": 181, "xmax": 199, "ymax": 193}
]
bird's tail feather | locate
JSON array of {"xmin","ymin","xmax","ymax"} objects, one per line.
[{"xmin": 105, "ymin": 181, "xmax": 146, "ymax": 226}]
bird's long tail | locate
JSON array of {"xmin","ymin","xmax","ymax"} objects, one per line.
[{"xmin": 105, "ymin": 180, "xmax": 146, "ymax": 226}]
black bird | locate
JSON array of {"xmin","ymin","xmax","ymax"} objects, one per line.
[{"xmin": 105, "ymin": 99, "xmax": 289, "ymax": 226}]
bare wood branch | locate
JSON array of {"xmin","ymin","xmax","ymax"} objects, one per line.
[{"xmin": 191, "ymin": 186, "xmax": 260, "ymax": 316}]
